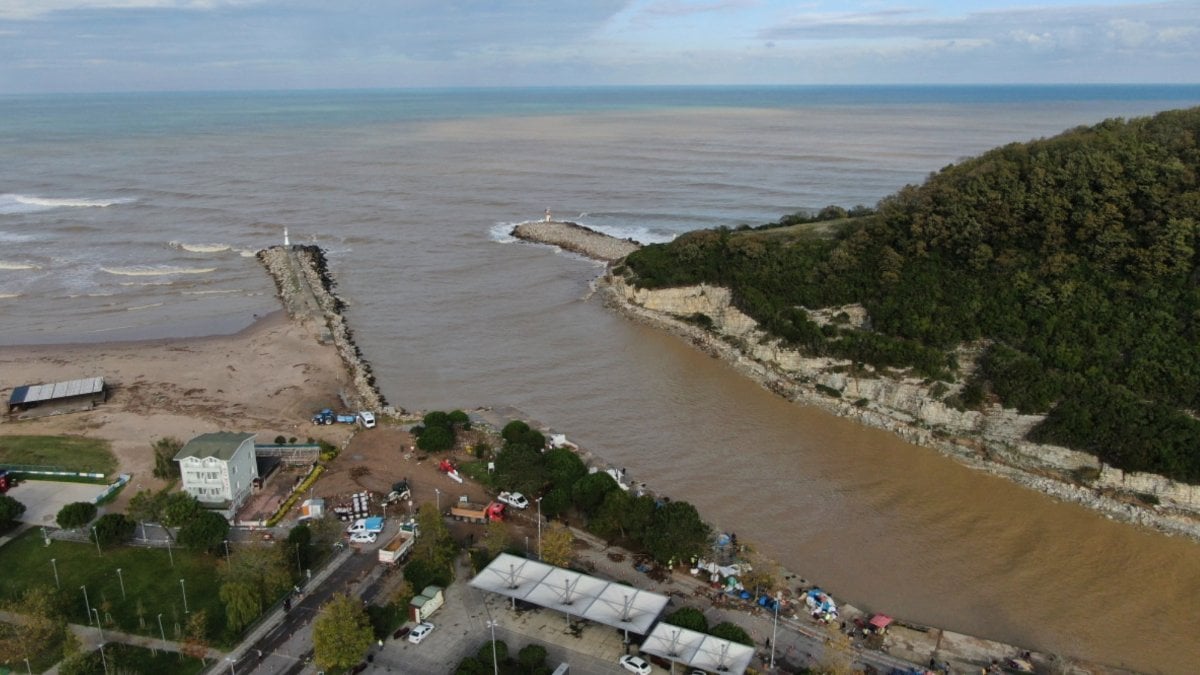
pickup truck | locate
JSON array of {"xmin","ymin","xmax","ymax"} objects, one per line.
[
  {"xmin": 377, "ymin": 530, "xmax": 415, "ymax": 565},
  {"xmin": 496, "ymin": 491, "xmax": 529, "ymax": 509}
]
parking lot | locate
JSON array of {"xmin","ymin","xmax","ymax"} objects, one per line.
[{"xmin": 7, "ymin": 479, "xmax": 108, "ymax": 526}]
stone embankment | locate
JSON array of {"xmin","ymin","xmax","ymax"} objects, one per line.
[
  {"xmin": 597, "ymin": 274, "xmax": 1200, "ymax": 540},
  {"xmin": 257, "ymin": 245, "xmax": 390, "ymax": 414},
  {"xmin": 511, "ymin": 220, "xmax": 641, "ymax": 261}
]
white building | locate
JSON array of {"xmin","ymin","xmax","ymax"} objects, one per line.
[{"xmin": 174, "ymin": 432, "xmax": 258, "ymax": 515}]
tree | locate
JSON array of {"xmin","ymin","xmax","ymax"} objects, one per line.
[
  {"xmin": 709, "ymin": 621, "xmax": 753, "ymax": 646},
  {"xmin": 447, "ymin": 409, "xmax": 471, "ymax": 428},
  {"xmin": 126, "ymin": 489, "xmax": 166, "ymax": 525},
  {"xmin": 477, "ymin": 639, "xmax": 508, "ymax": 666},
  {"xmin": 642, "ymin": 500, "xmax": 711, "ymax": 565},
  {"xmin": 219, "ymin": 581, "xmax": 260, "ymax": 633},
  {"xmin": 494, "ymin": 444, "xmax": 546, "ymax": 496},
  {"xmin": 416, "ymin": 425, "xmax": 454, "ymax": 452},
  {"xmin": 287, "ymin": 523, "xmax": 314, "ymax": 574},
  {"xmin": 518, "ymin": 643, "xmax": 548, "ymax": 671},
  {"xmin": 177, "ymin": 510, "xmax": 230, "ymax": 552},
  {"xmin": 0, "ymin": 586, "xmax": 67, "ymax": 663},
  {"xmin": 180, "ymin": 610, "xmax": 211, "ymax": 664},
  {"xmin": 481, "ymin": 520, "xmax": 509, "ymax": 558},
  {"xmin": 56, "ymin": 501, "xmax": 97, "ymax": 529},
  {"xmin": 664, "ymin": 607, "xmax": 708, "ymax": 633},
  {"xmin": 312, "ymin": 593, "xmax": 373, "ymax": 672},
  {"xmin": 572, "ymin": 471, "xmax": 619, "ymax": 518},
  {"xmin": 388, "ymin": 579, "xmax": 415, "ymax": 608},
  {"xmin": 308, "ymin": 515, "xmax": 345, "ymax": 550},
  {"xmin": 588, "ymin": 490, "xmax": 630, "ymax": 542},
  {"xmin": 91, "ymin": 513, "xmax": 136, "ymax": 547},
  {"xmin": 540, "ymin": 522, "xmax": 575, "ymax": 567},
  {"xmin": 404, "ymin": 558, "xmax": 451, "ymax": 592},
  {"xmin": 152, "ymin": 437, "xmax": 183, "ymax": 479},
  {"xmin": 0, "ymin": 494, "xmax": 26, "ymax": 528},
  {"xmin": 410, "ymin": 502, "xmax": 457, "ymax": 577},
  {"xmin": 161, "ymin": 492, "xmax": 201, "ymax": 527},
  {"xmin": 220, "ymin": 545, "xmax": 292, "ymax": 609},
  {"xmin": 543, "ymin": 447, "xmax": 586, "ymax": 490}
]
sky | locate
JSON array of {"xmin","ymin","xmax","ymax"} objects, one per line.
[{"xmin": 0, "ymin": 0, "xmax": 1197, "ymax": 93}]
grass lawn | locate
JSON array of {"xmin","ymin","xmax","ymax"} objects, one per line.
[
  {"xmin": 0, "ymin": 529, "xmax": 231, "ymax": 646},
  {"xmin": 0, "ymin": 436, "xmax": 118, "ymax": 476},
  {"xmin": 69, "ymin": 643, "xmax": 207, "ymax": 675}
]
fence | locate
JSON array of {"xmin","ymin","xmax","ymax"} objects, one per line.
[{"xmin": 0, "ymin": 462, "xmax": 106, "ymax": 480}]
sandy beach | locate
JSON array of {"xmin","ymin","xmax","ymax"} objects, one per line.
[{"xmin": 0, "ymin": 310, "xmax": 354, "ymax": 511}]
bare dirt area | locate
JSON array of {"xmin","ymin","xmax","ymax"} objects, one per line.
[{"xmin": 0, "ymin": 311, "xmax": 354, "ymax": 512}]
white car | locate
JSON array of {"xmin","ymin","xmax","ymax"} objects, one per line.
[
  {"xmin": 408, "ymin": 621, "xmax": 434, "ymax": 644},
  {"xmin": 349, "ymin": 532, "xmax": 377, "ymax": 544},
  {"xmin": 619, "ymin": 655, "xmax": 653, "ymax": 674},
  {"xmin": 497, "ymin": 491, "xmax": 529, "ymax": 509},
  {"xmin": 358, "ymin": 411, "xmax": 376, "ymax": 428}
]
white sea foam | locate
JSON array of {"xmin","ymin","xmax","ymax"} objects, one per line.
[
  {"xmin": 102, "ymin": 265, "xmax": 216, "ymax": 277},
  {"xmin": 119, "ymin": 280, "xmax": 174, "ymax": 287},
  {"xmin": 127, "ymin": 302, "xmax": 165, "ymax": 312},
  {"xmin": 0, "ymin": 293, "xmax": 19, "ymax": 299},
  {"xmin": 170, "ymin": 241, "xmax": 232, "ymax": 254},
  {"xmin": 582, "ymin": 223, "xmax": 677, "ymax": 245},
  {"xmin": 182, "ymin": 289, "xmax": 241, "ymax": 296},
  {"xmin": 0, "ymin": 261, "xmax": 41, "ymax": 270},
  {"xmin": 238, "ymin": 249, "xmax": 258, "ymax": 258},
  {"xmin": 488, "ymin": 222, "xmax": 519, "ymax": 243},
  {"xmin": 0, "ymin": 193, "xmax": 135, "ymax": 214}
]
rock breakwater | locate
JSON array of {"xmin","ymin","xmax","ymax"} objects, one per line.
[
  {"xmin": 258, "ymin": 245, "xmax": 390, "ymax": 414},
  {"xmin": 511, "ymin": 220, "xmax": 641, "ymax": 261}
]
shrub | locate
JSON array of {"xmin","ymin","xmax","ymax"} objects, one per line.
[
  {"xmin": 92, "ymin": 513, "xmax": 136, "ymax": 547},
  {"xmin": 56, "ymin": 502, "xmax": 98, "ymax": 529}
]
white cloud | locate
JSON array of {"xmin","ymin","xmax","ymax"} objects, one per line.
[
  {"xmin": 0, "ymin": 1, "xmax": 257, "ymax": 20},
  {"xmin": 1106, "ymin": 18, "xmax": 1153, "ymax": 47}
]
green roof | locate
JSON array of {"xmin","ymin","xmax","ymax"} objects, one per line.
[{"xmin": 174, "ymin": 432, "xmax": 255, "ymax": 461}]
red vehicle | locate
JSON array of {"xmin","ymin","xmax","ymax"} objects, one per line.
[{"xmin": 0, "ymin": 470, "xmax": 13, "ymax": 493}]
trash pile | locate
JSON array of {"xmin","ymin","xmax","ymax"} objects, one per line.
[
  {"xmin": 804, "ymin": 588, "xmax": 839, "ymax": 623},
  {"xmin": 332, "ymin": 490, "xmax": 374, "ymax": 521}
]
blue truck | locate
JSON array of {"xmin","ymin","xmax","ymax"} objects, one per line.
[{"xmin": 312, "ymin": 408, "xmax": 359, "ymax": 425}]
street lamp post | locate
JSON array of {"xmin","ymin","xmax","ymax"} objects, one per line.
[
  {"xmin": 769, "ymin": 593, "xmax": 780, "ymax": 671},
  {"xmin": 223, "ymin": 539, "xmax": 231, "ymax": 564},
  {"xmin": 166, "ymin": 537, "xmax": 175, "ymax": 567},
  {"xmin": 23, "ymin": 658, "xmax": 31, "ymax": 675},
  {"xmin": 92, "ymin": 608, "xmax": 104, "ymax": 642},
  {"xmin": 50, "ymin": 558, "xmax": 60, "ymax": 589},
  {"xmin": 486, "ymin": 619, "xmax": 499, "ymax": 675},
  {"xmin": 116, "ymin": 568, "xmax": 126, "ymax": 599},
  {"xmin": 536, "ymin": 497, "xmax": 543, "ymax": 560},
  {"xmin": 157, "ymin": 613, "xmax": 166, "ymax": 646},
  {"xmin": 81, "ymin": 585, "xmax": 92, "ymax": 625},
  {"xmin": 434, "ymin": 488, "xmax": 441, "ymax": 511},
  {"xmin": 98, "ymin": 643, "xmax": 108, "ymax": 675},
  {"xmin": 180, "ymin": 578, "xmax": 189, "ymax": 613},
  {"xmin": 91, "ymin": 526, "xmax": 102, "ymax": 556},
  {"xmin": 226, "ymin": 656, "xmax": 236, "ymax": 674}
]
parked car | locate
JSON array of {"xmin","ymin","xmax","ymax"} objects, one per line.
[
  {"xmin": 349, "ymin": 532, "xmax": 377, "ymax": 544},
  {"xmin": 392, "ymin": 625, "xmax": 411, "ymax": 640},
  {"xmin": 359, "ymin": 411, "xmax": 376, "ymax": 428},
  {"xmin": 497, "ymin": 490, "xmax": 529, "ymax": 509},
  {"xmin": 408, "ymin": 621, "xmax": 435, "ymax": 644},
  {"xmin": 619, "ymin": 655, "xmax": 653, "ymax": 674}
]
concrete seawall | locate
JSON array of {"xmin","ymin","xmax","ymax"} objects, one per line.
[{"xmin": 257, "ymin": 245, "xmax": 391, "ymax": 414}]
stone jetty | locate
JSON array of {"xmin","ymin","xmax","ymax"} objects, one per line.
[{"xmin": 511, "ymin": 220, "xmax": 641, "ymax": 262}]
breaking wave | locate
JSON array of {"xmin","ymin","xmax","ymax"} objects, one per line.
[
  {"xmin": 170, "ymin": 241, "xmax": 232, "ymax": 254},
  {"xmin": 127, "ymin": 302, "xmax": 165, "ymax": 312},
  {"xmin": 0, "ymin": 261, "xmax": 41, "ymax": 270},
  {"xmin": 101, "ymin": 265, "xmax": 216, "ymax": 277},
  {"xmin": 0, "ymin": 193, "xmax": 135, "ymax": 214},
  {"xmin": 488, "ymin": 222, "xmax": 520, "ymax": 243},
  {"xmin": 0, "ymin": 293, "xmax": 19, "ymax": 299}
]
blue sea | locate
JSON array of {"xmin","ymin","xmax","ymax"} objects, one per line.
[{"xmin": 3, "ymin": 85, "xmax": 1200, "ymax": 671}]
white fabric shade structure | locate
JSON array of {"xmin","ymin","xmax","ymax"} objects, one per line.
[
  {"xmin": 641, "ymin": 623, "xmax": 755, "ymax": 674},
  {"xmin": 470, "ymin": 553, "xmax": 669, "ymax": 636}
]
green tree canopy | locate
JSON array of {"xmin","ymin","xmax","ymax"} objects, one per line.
[
  {"xmin": 709, "ymin": 621, "xmax": 753, "ymax": 646},
  {"xmin": 312, "ymin": 593, "xmax": 373, "ymax": 672},
  {"xmin": 641, "ymin": 500, "xmax": 711, "ymax": 564},
  {"xmin": 417, "ymin": 425, "xmax": 455, "ymax": 452},
  {"xmin": 572, "ymin": 471, "xmax": 620, "ymax": 517},
  {"xmin": 57, "ymin": 501, "xmax": 98, "ymax": 529},
  {"xmin": 91, "ymin": 513, "xmax": 135, "ymax": 547},
  {"xmin": 177, "ymin": 510, "xmax": 230, "ymax": 552},
  {"xmin": 161, "ymin": 492, "xmax": 202, "ymax": 527},
  {"xmin": 664, "ymin": 607, "xmax": 709, "ymax": 633},
  {"xmin": 126, "ymin": 489, "xmax": 166, "ymax": 525},
  {"xmin": 0, "ymin": 494, "xmax": 26, "ymax": 528},
  {"xmin": 152, "ymin": 437, "xmax": 183, "ymax": 480}
]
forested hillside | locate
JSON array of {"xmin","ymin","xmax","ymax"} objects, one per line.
[{"xmin": 622, "ymin": 107, "xmax": 1200, "ymax": 483}]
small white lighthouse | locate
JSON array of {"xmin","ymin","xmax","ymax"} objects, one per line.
[
  {"xmin": 544, "ymin": 208, "xmax": 552, "ymax": 222},
  {"xmin": 284, "ymin": 227, "xmax": 290, "ymax": 247}
]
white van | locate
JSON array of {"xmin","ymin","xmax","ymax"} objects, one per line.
[{"xmin": 358, "ymin": 411, "xmax": 376, "ymax": 428}]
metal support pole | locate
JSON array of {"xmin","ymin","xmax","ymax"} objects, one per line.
[
  {"xmin": 51, "ymin": 558, "xmax": 60, "ymax": 589},
  {"xmin": 92, "ymin": 526, "xmax": 102, "ymax": 556},
  {"xmin": 769, "ymin": 594, "xmax": 780, "ymax": 671},
  {"xmin": 180, "ymin": 578, "xmax": 189, "ymax": 613},
  {"xmin": 487, "ymin": 619, "xmax": 499, "ymax": 675},
  {"xmin": 158, "ymin": 613, "xmax": 166, "ymax": 647},
  {"xmin": 116, "ymin": 568, "xmax": 126, "ymax": 599},
  {"xmin": 536, "ymin": 497, "xmax": 543, "ymax": 560},
  {"xmin": 167, "ymin": 538, "xmax": 175, "ymax": 567},
  {"xmin": 93, "ymin": 608, "xmax": 104, "ymax": 642},
  {"xmin": 82, "ymin": 585, "xmax": 92, "ymax": 625},
  {"xmin": 224, "ymin": 539, "xmax": 231, "ymax": 564}
]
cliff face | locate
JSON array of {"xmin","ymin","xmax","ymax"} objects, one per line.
[{"xmin": 602, "ymin": 275, "xmax": 1200, "ymax": 538}]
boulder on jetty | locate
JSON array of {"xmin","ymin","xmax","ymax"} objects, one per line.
[{"xmin": 512, "ymin": 221, "xmax": 641, "ymax": 262}]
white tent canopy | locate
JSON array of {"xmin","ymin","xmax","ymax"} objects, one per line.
[
  {"xmin": 641, "ymin": 623, "xmax": 755, "ymax": 674},
  {"xmin": 471, "ymin": 553, "xmax": 669, "ymax": 635}
]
